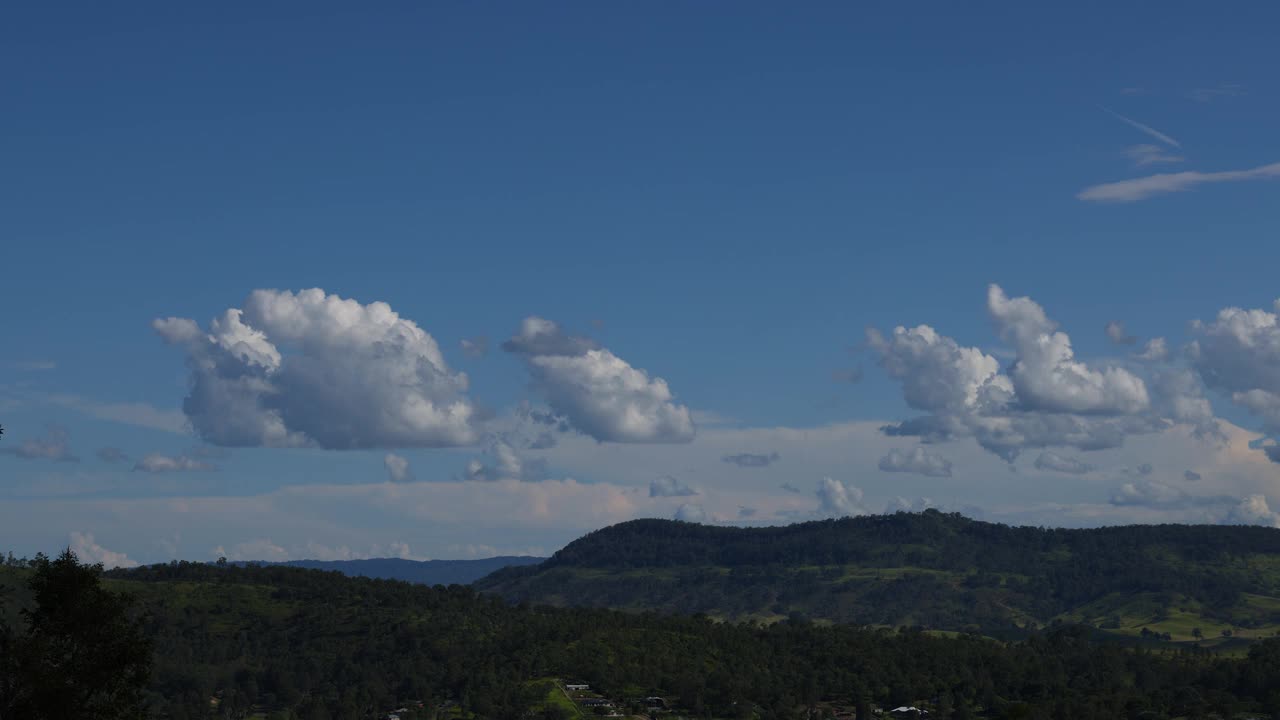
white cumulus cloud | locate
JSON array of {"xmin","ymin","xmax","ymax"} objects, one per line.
[
  {"xmin": 816, "ymin": 477, "xmax": 868, "ymax": 518},
  {"xmin": 1190, "ymin": 299, "xmax": 1280, "ymax": 438},
  {"xmin": 462, "ymin": 439, "xmax": 545, "ymax": 482},
  {"xmin": 1223, "ymin": 495, "xmax": 1280, "ymax": 528},
  {"xmin": 154, "ymin": 288, "xmax": 477, "ymax": 449},
  {"xmin": 70, "ymin": 532, "xmax": 138, "ymax": 569},
  {"xmin": 503, "ymin": 317, "xmax": 694, "ymax": 443},
  {"xmin": 384, "ymin": 453, "xmax": 413, "ymax": 482},
  {"xmin": 988, "ymin": 285, "xmax": 1149, "ymax": 415},
  {"xmin": 673, "ymin": 503, "xmax": 706, "ymax": 523},
  {"xmin": 870, "ymin": 285, "xmax": 1179, "ymax": 461},
  {"xmin": 1135, "ymin": 337, "xmax": 1170, "ymax": 362}
]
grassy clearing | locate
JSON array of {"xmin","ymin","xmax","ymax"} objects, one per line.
[
  {"xmin": 1061, "ymin": 592, "xmax": 1280, "ymax": 645},
  {"xmin": 1242, "ymin": 592, "xmax": 1280, "ymax": 613},
  {"xmin": 544, "ymin": 685, "xmax": 586, "ymax": 720},
  {"xmin": 523, "ymin": 679, "xmax": 586, "ymax": 720}
]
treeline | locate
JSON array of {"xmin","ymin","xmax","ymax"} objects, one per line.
[
  {"xmin": 478, "ymin": 512, "xmax": 1280, "ymax": 629},
  {"xmin": 6, "ymin": 549, "xmax": 1280, "ymax": 719},
  {"xmin": 43, "ymin": 559, "xmax": 1280, "ymax": 717}
]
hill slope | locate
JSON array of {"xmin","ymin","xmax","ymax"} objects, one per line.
[
  {"xmin": 242, "ymin": 555, "xmax": 545, "ymax": 585},
  {"xmin": 2, "ymin": 559, "xmax": 1277, "ymax": 719},
  {"xmin": 475, "ymin": 511, "xmax": 1280, "ymax": 643}
]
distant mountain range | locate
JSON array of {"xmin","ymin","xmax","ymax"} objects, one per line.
[
  {"xmin": 239, "ymin": 555, "xmax": 546, "ymax": 586},
  {"xmin": 476, "ymin": 510, "xmax": 1280, "ymax": 648}
]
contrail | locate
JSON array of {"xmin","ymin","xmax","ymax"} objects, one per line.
[{"xmin": 1100, "ymin": 106, "xmax": 1181, "ymax": 148}]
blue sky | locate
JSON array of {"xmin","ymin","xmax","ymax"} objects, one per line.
[{"xmin": 3, "ymin": 3, "xmax": 1280, "ymax": 566}]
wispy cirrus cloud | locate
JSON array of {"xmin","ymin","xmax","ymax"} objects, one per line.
[
  {"xmin": 1034, "ymin": 451, "xmax": 1093, "ymax": 475},
  {"xmin": 831, "ymin": 367, "xmax": 864, "ymax": 384},
  {"xmin": 459, "ymin": 336, "xmax": 489, "ymax": 358},
  {"xmin": 0, "ymin": 389, "xmax": 188, "ymax": 435},
  {"xmin": 1102, "ymin": 107, "xmax": 1181, "ymax": 148},
  {"xmin": 722, "ymin": 451, "xmax": 781, "ymax": 468},
  {"xmin": 1105, "ymin": 320, "xmax": 1138, "ymax": 346},
  {"xmin": 1, "ymin": 424, "xmax": 79, "ymax": 462},
  {"xmin": 133, "ymin": 453, "xmax": 216, "ymax": 473},
  {"xmin": 1125, "ymin": 144, "xmax": 1184, "ymax": 167},
  {"xmin": 97, "ymin": 447, "xmax": 130, "ymax": 464},
  {"xmin": 1078, "ymin": 162, "xmax": 1280, "ymax": 203},
  {"xmin": 1187, "ymin": 83, "xmax": 1246, "ymax": 103},
  {"xmin": 46, "ymin": 394, "xmax": 189, "ymax": 435}
]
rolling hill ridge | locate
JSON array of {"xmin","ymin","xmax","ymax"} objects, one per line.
[{"xmin": 475, "ymin": 510, "xmax": 1280, "ymax": 646}]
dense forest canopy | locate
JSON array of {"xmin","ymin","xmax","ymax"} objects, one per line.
[{"xmin": 4, "ymin": 553, "xmax": 1280, "ymax": 719}]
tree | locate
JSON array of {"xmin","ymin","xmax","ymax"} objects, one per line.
[
  {"xmin": 0, "ymin": 549, "xmax": 152, "ymax": 720},
  {"xmin": 1192, "ymin": 627, "xmax": 1203, "ymax": 641}
]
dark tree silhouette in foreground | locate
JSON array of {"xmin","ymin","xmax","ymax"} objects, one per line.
[{"xmin": 0, "ymin": 549, "xmax": 151, "ymax": 720}]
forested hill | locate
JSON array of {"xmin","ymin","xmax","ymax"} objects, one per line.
[
  {"xmin": 6, "ymin": 558, "xmax": 1280, "ymax": 719},
  {"xmin": 240, "ymin": 555, "xmax": 545, "ymax": 586},
  {"xmin": 476, "ymin": 511, "xmax": 1280, "ymax": 644}
]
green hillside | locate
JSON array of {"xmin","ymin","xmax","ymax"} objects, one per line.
[
  {"xmin": 475, "ymin": 511, "xmax": 1280, "ymax": 644},
  {"xmin": 5, "ymin": 553, "xmax": 1280, "ymax": 719}
]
